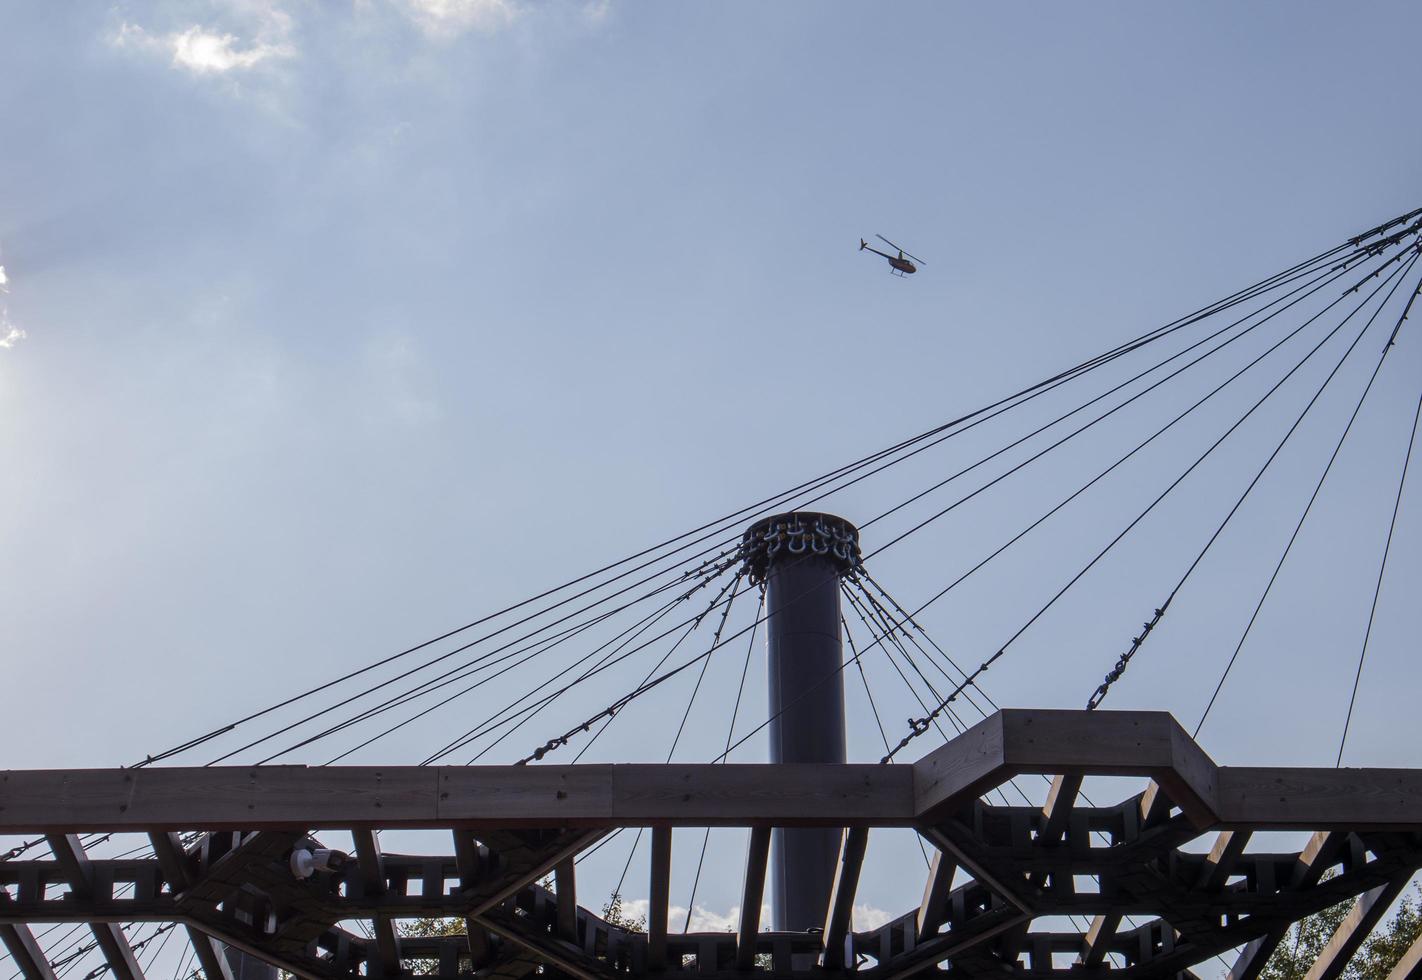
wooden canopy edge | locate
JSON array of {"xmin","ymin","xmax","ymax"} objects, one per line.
[
  {"xmin": 0, "ymin": 763, "xmax": 915, "ymax": 832},
  {"xmin": 910, "ymin": 709, "xmax": 1422, "ymax": 830},
  {"xmin": 1, "ymin": 711, "xmax": 1419, "ymax": 833}
]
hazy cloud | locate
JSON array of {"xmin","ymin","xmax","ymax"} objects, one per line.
[
  {"xmin": 395, "ymin": 0, "xmax": 520, "ymax": 38},
  {"xmin": 0, "ymin": 325, "xmax": 26, "ymax": 350},
  {"xmin": 0, "ymin": 261, "xmax": 23, "ymax": 350},
  {"xmin": 110, "ymin": 1, "xmax": 296, "ymax": 74}
]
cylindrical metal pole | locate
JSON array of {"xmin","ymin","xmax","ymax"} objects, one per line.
[{"xmin": 740, "ymin": 513, "xmax": 859, "ymax": 933}]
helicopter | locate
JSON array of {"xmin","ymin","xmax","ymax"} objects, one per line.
[{"xmin": 860, "ymin": 234, "xmax": 925, "ymax": 277}]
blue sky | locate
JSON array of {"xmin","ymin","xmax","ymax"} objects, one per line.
[{"xmin": 3, "ymin": 0, "xmax": 1422, "ymax": 950}]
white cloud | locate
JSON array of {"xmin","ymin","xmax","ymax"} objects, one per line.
[
  {"xmin": 0, "ymin": 260, "xmax": 23, "ymax": 350},
  {"xmin": 110, "ymin": 2, "xmax": 296, "ymax": 75},
  {"xmin": 852, "ymin": 903, "xmax": 894, "ymax": 931},
  {"xmin": 396, "ymin": 0, "xmax": 519, "ymax": 38},
  {"xmin": 0, "ymin": 325, "xmax": 26, "ymax": 350},
  {"xmin": 170, "ymin": 26, "xmax": 292, "ymax": 73}
]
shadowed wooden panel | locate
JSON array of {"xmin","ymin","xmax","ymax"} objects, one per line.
[{"xmin": 1216, "ymin": 768, "xmax": 1422, "ymax": 829}]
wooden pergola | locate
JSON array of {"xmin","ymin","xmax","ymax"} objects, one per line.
[{"xmin": 3, "ymin": 710, "xmax": 1420, "ymax": 980}]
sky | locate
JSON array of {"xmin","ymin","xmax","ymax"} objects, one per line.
[{"xmin": 3, "ymin": 0, "xmax": 1422, "ymax": 966}]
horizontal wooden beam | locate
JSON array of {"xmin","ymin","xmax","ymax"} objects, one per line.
[
  {"xmin": 1216, "ymin": 767, "xmax": 1422, "ymax": 829},
  {"xmin": 2, "ymin": 712, "xmax": 1420, "ymax": 835},
  {"xmin": 0, "ymin": 764, "xmax": 912, "ymax": 832}
]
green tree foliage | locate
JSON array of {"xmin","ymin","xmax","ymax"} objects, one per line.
[
  {"xmin": 397, "ymin": 917, "xmax": 465, "ymax": 938},
  {"xmin": 1261, "ymin": 880, "xmax": 1421, "ymax": 980},
  {"xmin": 395, "ymin": 917, "xmax": 465, "ymax": 976},
  {"xmin": 601, "ymin": 891, "xmax": 647, "ymax": 933}
]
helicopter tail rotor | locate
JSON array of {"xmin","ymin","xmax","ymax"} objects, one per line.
[{"xmin": 859, "ymin": 238, "xmax": 868, "ymax": 250}]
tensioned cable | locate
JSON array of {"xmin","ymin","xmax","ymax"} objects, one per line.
[
  {"xmin": 568, "ymin": 594, "xmax": 730, "ymax": 764},
  {"xmin": 856, "ymin": 572, "xmax": 994, "ymax": 715},
  {"xmin": 302, "ymin": 566, "xmax": 732, "ymax": 765},
  {"xmin": 849, "ymin": 578, "xmax": 977, "ymax": 724},
  {"xmin": 1336, "ymin": 368, "xmax": 1422, "ymax": 766},
  {"xmin": 875, "ymin": 246, "xmax": 1420, "ymax": 760},
  {"xmin": 839, "ymin": 592, "xmax": 995, "ymax": 875},
  {"xmin": 842, "ymin": 612, "xmax": 892, "ymax": 754},
  {"xmin": 326, "ymin": 259, "xmax": 1302, "ymax": 768},
  {"xmin": 150, "ymin": 234, "xmax": 1393, "ymax": 773},
  {"xmin": 836, "ymin": 606, "xmax": 939, "ymax": 869},
  {"xmin": 497, "ymin": 237, "xmax": 1410, "ymax": 762},
  {"xmin": 1195, "ymin": 279, "xmax": 1422, "ymax": 737},
  {"xmin": 680, "ymin": 587, "xmax": 765, "ymax": 929},
  {"xmin": 133, "ymin": 212, "xmax": 1407, "ymax": 767},
  {"xmin": 860, "ymin": 245, "xmax": 1399, "ymax": 561},
  {"xmin": 601, "ymin": 585, "xmax": 751, "ymax": 919},
  {"xmin": 208, "ymin": 549, "xmax": 740, "ymax": 765},
  {"xmin": 1086, "ymin": 249, "xmax": 1422, "ymax": 709},
  {"xmin": 843, "ymin": 584, "xmax": 1022, "ymax": 813},
  {"xmin": 564, "ymin": 573, "xmax": 746, "ymax": 766},
  {"xmin": 708, "ymin": 241, "xmax": 1421, "ymax": 764},
  {"xmin": 451, "ymin": 572, "xmax": 748, "ymax": 765},
  {"xmin": 278, "ymin": 572, "xmax": 720, "ymax": 765},
  {"xmin": 842, "ymin": 584, "xmax": 957, "ymax": 744},
  {"xmin": 498, "ymin": 579, "xmax": 758, "ymax": 765}
]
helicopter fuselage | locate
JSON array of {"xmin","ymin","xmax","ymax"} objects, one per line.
[{"xmin": 861, "ymin": 242, "xmax": 917, "ymax": 274}]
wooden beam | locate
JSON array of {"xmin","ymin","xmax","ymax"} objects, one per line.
[
  {"xmin": 9, "ymin": 713, "xmax": 1422, "ymax": 833},
  {"xmin": 554, "ymin": 859, "xmax": 577, "ymax": 943},
  {"xmin": 45, "ymin": 835, "xmax": 146, "ymax": 980},
  {"xmin": 1304, "ymin": 875, "xmax": 1412, "ymax": 980},
  {"xmin": 879, "ymin": 911, "xmax": 1032, "ymax": 980},
  {"xmin": 464, "ymin": 829, "xmax": 607, "ymax": 918},
  {"xmin": 452, "ymin": 830, "xmax": 495, "ymax": 967},
  {"xmin": 0, "ymin": 765, "xmax": 910, "ymax": 832},
  {"xmin": 1079, "ymin": 913, "xmax": 1121, "ymax": 968},
  {"xmin": 475, "ymin": 913, "xmax": 609, "ymax": 980},
  {"xmin": 351, "ymin": 829, "xmax": 400, "ymax": 979},
  {"xmin": 1229, "ymin": 832, "xmax": 1347, "ymax": 980},
  {"xmin": 1387, "ymin": 929, "xmax": 1422, "ymax": 980},
  {"xmin": 1217, "ymin": 768, "xmax": 1422, "ymax": 829},
  {"xmin": 647, "ymin": 828, "xmax": 671, "ymax": 971},
  {"xmin": 821, "ymin": 827, "xmax": 868, "ymax": 970},
  {"xmin": 87, "ymin": 923, "xmax": 146, "ymax": 980},
  {"xmin": 1195, "ymin": 830, "xmax": 1251, "ymax": 892},
  {"xmin": 736, "ymin": 827, "xmax": 771, "ymax": 970},
  {"xmin": 147, "ymin": 833, "xmax": 192, "ymax": 890},
  {"xmin": 912, "ymin": 710, "xmax": 1218, "ymax": 827},
  {"xmin": 0, "ymin": 923, "xmax": 56, "ymax": 980},
  {"xmin": 1139, "ymin": 780, "xmax": 1174, "ymax": 827},
  {"xmin": 916, "ymin": 848, "xmax": 956, "ymax": 943},
  {"xmin": 1230, "ymin": 929, "xmax": 1288, "ymax": 980},
  {"xmin": 183, "ymin": 927, "xmax": 235, "ymax": 980},
  {"xmin": 150, "ymin": 834, "xmax": 238, "ymax": 980},
  {"xmin": 918, "ymin": 825, "xmax": 1032, "ymax": 914},
  {"xmin": 1040, "ymin": 774, "xmax": 1082, "ymax": 845}
]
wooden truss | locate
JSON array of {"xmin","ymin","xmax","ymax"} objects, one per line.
[{"xmin": 3, "ymin": 710, "xmax": 1420, "ymax": 980}]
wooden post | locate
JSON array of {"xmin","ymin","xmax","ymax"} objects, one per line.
[
  {"xmin": 737, "ymin": 827, "xmax": 771, "ymax": 970},
  {"xmin": 648, "ymin": 828, "xmax": 671, "ymax": 971}
]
